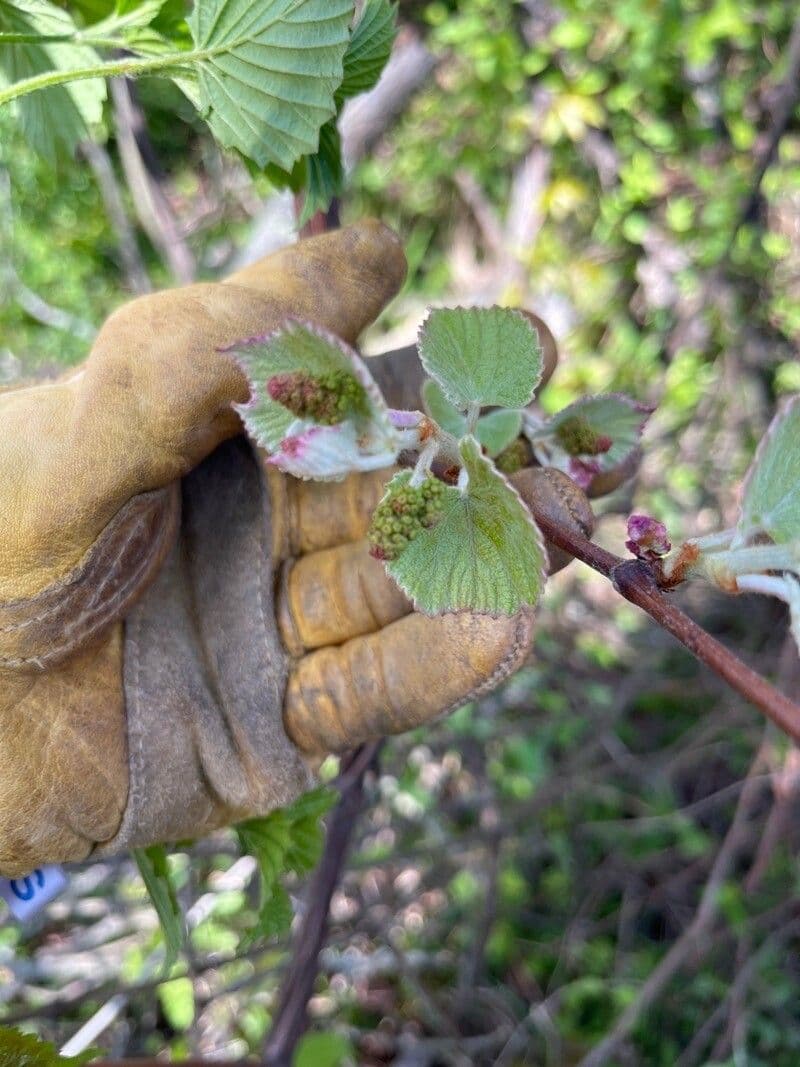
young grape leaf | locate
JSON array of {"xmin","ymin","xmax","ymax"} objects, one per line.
[
  {"xmin": 236, "ymin": 787, "xmax": 335, "ymax": 947},
  {"xmin": 133, "ymin": 845, "xmax": 186, "ymax": 973},
  {"xmin": 418, "ymin": 306, "xmax": 543, "ymax": 412},
  {"xmin": 383, "ymin": 436, "xmax": 547, "ymax": 615},
  {"xmin": 739, "ymin": 394, "xmax": 800, "ymax": 545},
  {"xmin": 0, "ymin": 1026, "xmax": 98, "ymax": 1066},
  {"xmin": 336, "ymin": 0, "xmax": 396, "ymax": 102},
  {"xmin": 525, "ymin": 393, "xmax": 651, "ymax": 491},
  {"xmin": 421, "ymin": 379, "xmax": 522, "ymax": 456},
  {"xmin": 188, "ymin": 0, "xmax": 353, "ymax": 171},
  {"xmin": 0, "ymin": 0, "xmax": 106, "ymax": 160},
  {"xmin": 230, "ymin": 320, "xmax": 402, "ymax": 481}
]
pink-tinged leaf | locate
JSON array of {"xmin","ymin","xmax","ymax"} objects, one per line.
[
  {"xmin": 227, "ymin": 320, "xmax": 403, "ymax": 481},
  {"xmin": 266, "ymin": 422, "xmax": 399, "ymax": 481},
  {"xmin": 625, "ymin": 513, "xmax": 671, "ymax": 561},
  {"xmin": 526, "ymin": 393, "xmax": 652, "ymax": 492}
]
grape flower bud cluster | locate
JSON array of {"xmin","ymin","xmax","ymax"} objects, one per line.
[
  {"xmin": 267, "ymin": 370, "xmax": 367, "ymax": 425},
  {"xmin": 368, "ymin": 477, "xmax": 447, "ymax": 561}
]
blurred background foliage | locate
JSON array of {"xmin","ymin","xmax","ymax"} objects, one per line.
[{"xmin": 1, "ymin": 0, "xmax": 800, "ymax": 1063}]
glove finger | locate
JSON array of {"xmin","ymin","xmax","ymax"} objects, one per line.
[
  {"xmin": 4, "ymin": 224, "xmax": 405, "ymax": 601},
  {"xmin": 224, "ymin": 218, "xmax": 406, "ymax": 345},
  {"xmin": 283, "ymin": 609, "xmax": 535, "ymax": 755},
  {"xmin": 267, "ymin": 465, "xmax": 396, "ymax": 561},
  {"xmin": 277, "ymin": 539, "xmax": 411, "ymax": 656}
]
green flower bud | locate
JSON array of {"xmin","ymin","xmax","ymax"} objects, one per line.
[{"xmin": 368, "ymin": 477, "xmax": 447, "ymax": 561}]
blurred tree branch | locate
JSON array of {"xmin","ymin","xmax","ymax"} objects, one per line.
[{"xmin": 262, "ymin": 742, "xmax": 383, "ymax": 1066}]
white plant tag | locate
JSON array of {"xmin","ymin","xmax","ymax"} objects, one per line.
[{"xmin": 0, "ymin": 865, "xmax": 67, "ymax": 921}]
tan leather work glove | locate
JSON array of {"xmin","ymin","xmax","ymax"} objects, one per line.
[{"xmin": 0, "ymin": 220, "xmax": 592, "ymax": 877}]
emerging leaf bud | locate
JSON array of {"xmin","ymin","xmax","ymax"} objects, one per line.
[
  {"xmin": 267, "ymin": 370, "xmax": 367, "ymax": 426},
  {"xmin": 626, "ymin": 514, "xmax": 671, "ymax": 561},
  {"xmin": 368, "ymin": 477, "xmax": 447, "ymax": 561},
  {"xmin": 554, "ymin": 414, "xmax": 612, "ymax": 457}
]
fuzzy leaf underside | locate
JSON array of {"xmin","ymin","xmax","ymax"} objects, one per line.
[
  {"xmin": 231, "ymin": 319, "xmax": 379, "ymax": 451},
  {"xmin": 740, "ymin": 394, "xmax": 800, "ymax": 545},
  {"xmin": 0, "ymin": 0, "xmax": 106, "ymax": 159},
  {"xmin": 188, "ymin": 0, "xmax": 353, "ymax": 171},
  {"xmin": 418, "ymin": 306, "xmax": 544, "ymax": 411},
  {"xmin": 385, "ymin": 436, "xmax": 547, "ymax": 615}
]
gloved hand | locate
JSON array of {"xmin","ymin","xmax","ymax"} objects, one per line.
[{"xmin": 0, "ymin": 220, "xmax": 592, "ymax": 877}]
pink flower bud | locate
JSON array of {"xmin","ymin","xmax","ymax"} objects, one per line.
[{"xmin": 625, "ymin": 514, "xmax": 671, "ymax": 561}]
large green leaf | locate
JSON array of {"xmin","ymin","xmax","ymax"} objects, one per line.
[
  {"xmin": 0, "ymin": 0, "xmax": 106, "ymax": 159},
  {"xmin": 188, "ymin": 0, "xmax": 353, "ymax": 170},
  {"xmin": 740, "ymin": 394, "xmax": 800, "ymax": 545},
  {"xmin": 134, "ymin": 845, "xmax": 186, "ymax": 972},
  {"xmin": 384, "ymin": 436, "xmax": 547, "ymax": 615},
  {"xmin": 418, "ymin": 306, "xmax": 543, "ymax": 412}
]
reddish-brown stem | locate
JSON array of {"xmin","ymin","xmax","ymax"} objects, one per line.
[
  {"xmin": 531, "ymin": 504, "xmax": 800, "ymax": 743},
  {"xmin": 262, "ymin": 742, "xmax": 382, "ymax": 1066}
]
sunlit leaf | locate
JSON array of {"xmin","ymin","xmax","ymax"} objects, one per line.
[
  {"xmin": 739, "ymin": 394, "xmax": 800, "ymax": 545},
  {"xmin": 156, "ymin": 977, "xmax": 195, "ymax": 1033},
  {"xmin": 188, "ymin": 0, "xmax": 353, "ymax": 171},
  {"xmin": 384, "ymin": 436, "xmax": 547, "ymax": 615},
  {"xmin": 418, "ymin": 306, "xmax": 543, "ymax": 411}
]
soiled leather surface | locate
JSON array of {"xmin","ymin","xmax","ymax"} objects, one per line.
[{"xmin": 0, "ymin": 220, "xmax": 594, "ymax": 875}]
